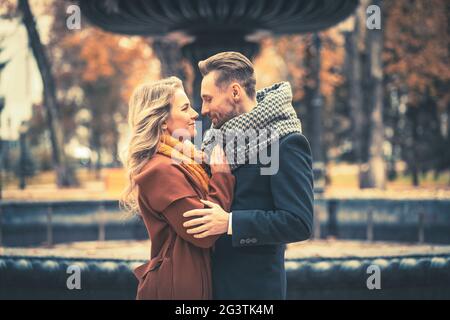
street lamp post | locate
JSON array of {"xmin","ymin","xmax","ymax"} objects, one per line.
[
  {"xmin": 18, "ymin": 121, "xmax": 28, "ymax": 190},
  {"xmin": 311, "ymin": 33, "xmax": 326, "ymax": 194}
]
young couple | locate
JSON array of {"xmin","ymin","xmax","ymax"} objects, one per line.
[{"xmin": 121, "ymin": 51, "xmax": 314, "ymax": 300}]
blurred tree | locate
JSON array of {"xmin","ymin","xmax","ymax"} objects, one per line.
[
  {"xmin": 320, "ymin": 28, "xmax": 348, "ymax": 183},
  {"xmin": 152, "ymin": 38, "xmax": 194, "ymax": 118},
  {"xmin": 347, "ymin": 0, "xmax": 369, "ymax": 187},
  {"xmin": 365, "ymin": 0, "xmax": 386, "ymax": 189},
  {"xmin": 47, "ymin": 0, "xmax": 159, "ymax": 176},
  {"xmin": 0, "ymin": 43, "xmax": 9, "ymax": 198},
  {"xmin": 273, "ymin": 28, "xmax": 347, "ymax": 186},
  {"xmin": 253, "ymin": 0, "xmax": 449, "ymax": 190},
  {"xmin": 152, "ymin": 38, "xmax": 192, "ymax": 92},
  {"xmin": 384, "ymin": 0, "xmax": 450, "ymax": 186},
  {"xmin": 17, "ymin": 0, "xmax": 77, "ymax": 187},
  {"xmin": 15, "ymin": 121, "xmax": 35, "ymax": 188},
  {"xmin": 28, "ymin": 103, "xmax": 53, "ymax": 171},
  {"xmin": 2, "ymin": 0, "xmax": 159, "ymax": 182},
  {"xmin": 345, "ymin": 0, "xmax": 387, "ymax": 189},
  {"xmin": 0, "ymin": 0, "xmax": 16, "ymax": 19}
]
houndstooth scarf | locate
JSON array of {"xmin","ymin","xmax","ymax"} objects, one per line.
[{"xmin": 201, "ymin": 81, "xmax": 302, "ymax": 171}]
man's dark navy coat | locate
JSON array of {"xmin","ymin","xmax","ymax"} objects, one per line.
[{"xmin": 211, "ymin": 132, "xmax": 314, "ymax": 299}]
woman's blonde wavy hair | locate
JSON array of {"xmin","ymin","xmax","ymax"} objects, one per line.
[{"xmin": 120, "ymin": 76, "xmax": 183, "ymax": 215}]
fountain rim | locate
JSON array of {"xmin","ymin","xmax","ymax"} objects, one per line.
[{"xmin": 78, "ymin": 0, "xmax": 359, "ymax": 37}]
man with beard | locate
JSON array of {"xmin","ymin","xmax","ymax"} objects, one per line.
[{"xmin": 182, "ymin": 51, "xmax": 314, "ymax": 299}]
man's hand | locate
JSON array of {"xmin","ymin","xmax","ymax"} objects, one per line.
[{"xmin": 183, "ymin": 199, "xmax": 229, "ymax": 238}]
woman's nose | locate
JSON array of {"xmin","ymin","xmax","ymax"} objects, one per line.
[{"xmin": 191, "ymin": 108, "xmax": 199, "ymax": 120}]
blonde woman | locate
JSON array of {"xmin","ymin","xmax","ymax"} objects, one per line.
[{"xmin": 121, "ymin": 77, "xmax": 235, "ymax": 300}]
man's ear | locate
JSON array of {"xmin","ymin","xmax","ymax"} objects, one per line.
[{"xmin": 231, "ymin": 83, "xmax": 241, "ymax": 100}]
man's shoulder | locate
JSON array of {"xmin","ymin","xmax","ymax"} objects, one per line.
[{"xmin": 279, "ymin": 132, "xmax": 311, "ymax": 152}]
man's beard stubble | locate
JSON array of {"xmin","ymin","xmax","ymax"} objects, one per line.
[{"xmin": 214, "ymin": 100, "xmax": 241, "ymax": 129}]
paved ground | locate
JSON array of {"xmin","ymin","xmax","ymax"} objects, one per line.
[
  {"xmin": 4, "ymin": 184, "xmax": 450, "ymax": 201},
  {"xmin": 2, "ymin": 182, "xmax": 115, "ymax": 200},
  {"xmin": 2, "ymin": 239, "xmax": 450, "ymax": 260}
]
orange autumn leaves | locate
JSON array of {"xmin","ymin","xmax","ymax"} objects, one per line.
[
  {"xmin": 384, "ymin": 0, "xmax": 449, "ymax": 107},
  {"xmin": 256, "ymin": 28, "xmax": 346, "ymax": 103},
  {"xmin": 60, "ymin": 28, "xmax": 159, "ymax": 101}
]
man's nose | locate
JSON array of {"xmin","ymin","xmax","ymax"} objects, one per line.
[{"xmin": 201, "ymin": 104, "xmax": 209, "ymax": 117}]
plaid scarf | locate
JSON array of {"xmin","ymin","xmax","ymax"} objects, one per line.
[
  {"xmin": 202, "ymin": 82, "xmax": 302, "ymax": 171},
  {"xmin": 158, "ymin": 134, "xmax": 210, "ymax": 193}
]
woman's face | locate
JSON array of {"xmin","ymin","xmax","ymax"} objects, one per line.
[{"xmin": 165, "ymin": 88, "xmax": 199, "ymax": 138}]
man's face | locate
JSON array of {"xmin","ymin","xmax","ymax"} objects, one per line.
[{"xmin": 200, "ymin": 71, "xmax": 239, "ymax": 128}]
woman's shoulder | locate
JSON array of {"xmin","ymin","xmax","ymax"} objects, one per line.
[
  {"xmin": 134, "ymin": 154, "xmax": 186, "ymax": 186},
  {"xmin": 134, "ymin": 154, "xmax": 199, "ymax": 213}
]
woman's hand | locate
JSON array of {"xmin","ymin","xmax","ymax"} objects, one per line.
[{"xmin": 209, "ymin": 145, "xmax": 231, "ymax": 174}]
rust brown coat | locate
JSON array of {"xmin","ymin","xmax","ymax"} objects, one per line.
[{"xmin": 133, "ymin": 154, "xmax": 235, "ymax": 300}]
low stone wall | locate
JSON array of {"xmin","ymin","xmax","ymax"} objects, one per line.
[
  {"xmin": 0, "ymin": 200, "xmax": 147, "ymax": 247},
  {"xmin": 314, "ymin": 198, "xmax": 450, "ymax": 243},
  {"xmin": 1, "ymin": 198, "xmax": 450, "ymax": 246},
  {"xmin": 1, "ymin": 254, "xmax": 449, "ymax": 299},
  {"xmin": 286, "ymin": 255, "xmax": 450, "ymax": 299}
]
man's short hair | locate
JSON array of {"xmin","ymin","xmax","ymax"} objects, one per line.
[{"xmin": 198, "ymin": 51, "xmax": 256, "ymax": 99}]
